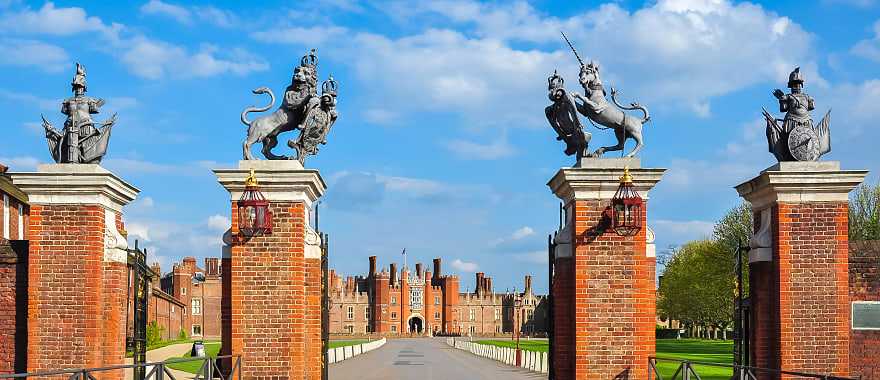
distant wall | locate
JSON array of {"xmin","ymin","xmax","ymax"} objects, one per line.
[{"xmin": 850, "ymin": 241, "xmax": 880, "ymax": 379}]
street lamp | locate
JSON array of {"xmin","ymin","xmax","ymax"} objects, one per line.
[
  {"xmin": 608, "ymin": 166, "xmax": 643, "ymax": 236},
  {"xmin": 238, "ymin": 169, "xmax": 273, "ymax": 237}
]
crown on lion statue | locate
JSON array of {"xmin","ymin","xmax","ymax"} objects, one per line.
[
  {"xmin": 301, "ymin": 49, "xmax": 318, "ymax": 68},
  {"xmin": 548, "ymin": 70, "xmax": 564, "ymax": 91},
  {"xmin": 583, "ymin": 60, "xmax": 600, "ymax": 74},
  {"xmin": 322, "ymin": 75, "xmax": 338, "ymax": 96}
]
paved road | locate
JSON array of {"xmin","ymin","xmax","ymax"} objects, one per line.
[
  {"xmin": 123, "ymin": 342, "xmax": 198, "ymax": 380},
  {"xmin": 330, "ymin": 338, "xmax": 545, "ymax": 380}
]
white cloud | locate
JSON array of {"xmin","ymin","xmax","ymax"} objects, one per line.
[
  {"xmin": 251, "ymin": 26, "xmax": 348, "ymax": 46},
  {"xmin": 121, "ymin": 38, "xmax": 268, "ymax": 80},
  {"xmin": 451, "ymin": 258, "xmax": 479, "ymax": 272},
  {"xmin": 0, "ymin": 38, "xmax": 68, "ymax": 72},
  {"xmin": 444, "ymin": 138, "xmax": 516, "ymax": 160},
  {"xmin": 652, "ymin": 219, "xmax": 715, "ymax": 237},
  {"xmin": 207, "ymin": 214, "xmax": 231, "ymax": 232},
  {"xmin": 126, "ymin": 222, "xmax": 152, "ymax": 242},
  {"xmin": 0, "ymin": 2, "xmax": 120, "ymax": 39},
  {"xmin": 335, "ymin": 0, "xmax": 818, "ymax": 122},
  {"xmin": 140, "ymin": 0, "xmax": 191, "ymax": 25},
  {"xmin": 0, "ymin": 156, "xmax": 41, "ymax": 170},
  {"xmin": 490, "ymin": 226, "xmax": 535, "ymax": 247},
  {"xmin": 852, "ymin": 21, "xmax": 880, "ymax": 62},
  {"xmin": 362, "ymin": 108, "xmax": 399, "ymax": 125},
  {"xmin": 0, "ymin": 89, "xmax": 59, "ymax": 110}
]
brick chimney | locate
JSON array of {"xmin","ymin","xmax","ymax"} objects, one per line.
[
  {"xmin": 475, "ymin": 272, "xmax": 485, "ymax": 295},
  {"xmin": 369, "ymin": 256, "xmax": 377, "ymax": 278},
  {"xmin": 433, "ymin": 258, "xmax": 441, "ymax": 279},
  {"xmin": 415, "ymin": 263, "xmax": 422, "ymax": 279},
  {"xmin": 524, "ymin": 275, "xmax": 532, "ymax": 294},
  {"xmin": 390, "ymin": 263, "xmax": 397, "ymax": 285},
  {"xmin": 205, "ymin": 257, "xmax": 220, "ymax": 276}
]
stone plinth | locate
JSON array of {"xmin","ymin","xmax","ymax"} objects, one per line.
[
  {"xmin": 548, "ymin": 159, "xmax": 665, "ymax": 380},
  {"xmin": 736, "ymin": 161, "xmax": 866, "ymax": 378},
  {"xmin": 10, "ymin": 164, "xmax": 138, "ymax": 378},
  {"xmin": 214, "ymin": 160, "xmax": 326, "ymax": 380}
]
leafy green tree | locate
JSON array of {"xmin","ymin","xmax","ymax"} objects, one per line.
[
  {"xmin": 657, "ymin": 240, "xmax": 734, "ymax": 338},
  {"xmin": 712, "ymin": 202, "xmax": 751, "ymax": 295},
  {"xmin": 850, "ymin": 182, "xmax": 880, "ymax": 241}
]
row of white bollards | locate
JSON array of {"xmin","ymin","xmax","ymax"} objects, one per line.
[
  {"xmin": 327, "ymin": 338, "xmax": 387, "ymax": 364},
  {"xmin": 446, "ymin": 338, "xmax": 548, "ymax": 374}
]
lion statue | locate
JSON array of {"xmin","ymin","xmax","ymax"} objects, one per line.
[{"xmin": 241, "ymin": 50, "xmax": 320, "ymax": 160}]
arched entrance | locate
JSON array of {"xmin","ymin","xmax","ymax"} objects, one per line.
[{"xmin": 408, "ymin": 315, "xmax": 424, "ymax": 334}]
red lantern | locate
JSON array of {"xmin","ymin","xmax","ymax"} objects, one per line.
[
  {"xmin": 238, "ymin": 169, "xmax": 272, "ymax": 237},
  {"xmin": 609, "ymin": 166, "xmax": 643, "ymax": 236}
]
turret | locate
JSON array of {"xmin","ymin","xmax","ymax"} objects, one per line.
[{"xmin": 369, "ymin": 256, "xmax": 377, "ymax": 278}]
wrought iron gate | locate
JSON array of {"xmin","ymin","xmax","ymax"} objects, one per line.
[{"xmin": 127, "ymin": 241, "xmax": 156, "ymax": 380}]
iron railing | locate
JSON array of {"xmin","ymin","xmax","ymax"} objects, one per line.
[
  {"xmin": 0, "ymin": 355, "xmax": 241, "ymax": 380},
  {"xmin": 649, "ymin": 357, "xmax": 860, "ymax": 380}
]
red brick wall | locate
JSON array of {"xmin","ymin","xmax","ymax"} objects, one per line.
[
  {"xmin": 552, "ymin": 256, "xmax": 574, "ymax": 379},
  {"xmin": 222, "ymin": 201, "xmax": 321, "ymax": 379},
  {"xmin": 751, "ymin": 203, "xmax": 851, "ymax": 379},
  {"xmin": 0, "ymin": 240, "xmax": 27, "ymax": 374},
  {"xmin": 850, "ymin": 241, "xmax": 880, "ymax": 379},
  {"xmin": 553, "ymin": 199, "xmax": 654, "ymax": 380},
  {"xmin": 27, "ymin": 204, "xmax": 107, "ymax": 374}
]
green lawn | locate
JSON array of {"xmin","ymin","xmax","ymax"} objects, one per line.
[
  {"xmin": 166, "ymin": 342, "xmax": 221, "ymax": 374},
  {"xmin": 475, "ymin": 339, "xmax": 734, "ymax": 380},
  {"xmin": 329, "ymin": 339, "xmax": 371, "ymax": 349}
]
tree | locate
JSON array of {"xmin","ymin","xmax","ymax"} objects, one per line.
[
  {"xmin": 850, "ymin": 182, "xmax": 880, "ymax": 241},
  {"xmin": 712, "ymin": 202, "xmax": 751, "ymax": 295},
  {"xmin": 657, "ymin": 240, "xmax": 734, "ymax": 338}
]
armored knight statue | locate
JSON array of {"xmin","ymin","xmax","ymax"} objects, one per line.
[
  {"xmin": 241, "ymin": 49, "xmax": 340, "ymax": 164},
  {"xmin": 545, "ymin": 33, "xmax": 650, "ymax": 160},
  {"xmin": 762, "ymin": 67, "xmax": 830, "ymax": 161},
  {"xmin": 41, "ymin": 63, "xmax": 117, "ymax": 164},
  {"xmin": 545, "ymin": 70, "xmax": 591, "ymax": 164}
]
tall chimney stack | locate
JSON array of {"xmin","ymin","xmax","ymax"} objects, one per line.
[
  {"xmin": 415, "ymin": 263, "xmax": 423, "ymax": 279},
  {"xmin": 476, "ymin": 272, "xmax": 485, "ymax": 295},
  {"xmin": 524, "ymin": 275, "xmax": 532, "ymax": 294},
  {"xmin": 390, "ymin": 263, "xmax": 397, "ymax": 285},
  {"xmin": 433, "ymin": 258, "xmax": 441, "ymax": 279},
  {"xmin": 369, "ymin": 256, "xmax": 377, "ymax": 278}
]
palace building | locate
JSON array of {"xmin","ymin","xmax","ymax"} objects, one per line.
[{"xmin": 329, "ymin": 256, "xmax": 548, "ymax": 337}]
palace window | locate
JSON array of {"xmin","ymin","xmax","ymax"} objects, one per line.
[
  {"xmin": 469, "ymin": 309, "xmax": 475, "ymax": 321},
  {"xmin": 527, "ymin": 309, "xmax": 533, "ymax": 320},
  {"xmin": 347, "ymin": 306, "xmax": 354, "ymax": 320},
  {"xmin": 181, "ymin": 287, "xmax": 186, "ymax": 296},
  {"xmin": 365, "ymin": 325, "xmax": 370, "ymax": 334},
  {"xmin": 171, "ymin": 305, "xmax": 175, "ymax": 314},
  {"xmin": 391, "ymin": 296, "xmax": 397, "ymax": 305},
  {"xmin": 391, "ymin": 312, "xmax": 397, "ymax": 320},
  {"xmin": 192, "ymin": 298, "xmax": 202, "ymax": 315},
  {"xmin": 469, "ymin": 326, "xmax": 476, "ymax": 334},
  {"xmin": 17, "ymin": 204, "xmax": 23, "ymax": 239},
  {"xmin": 345, "ymin": 325, "xmax": 354, "ymax": 334},
  {"xmin": 434, "ymin": 295, "xmax": 440, "ymax": 305},
  {"xmin": 2, "ymin": 194, "xmax": 8, "ymax": 239},
  {"xmin": 192, "ymin": 324, "xmax": 202, "ymax": 336},
  {"xmin": 391, "ymin": 325, "xmax": 397, "ymax": 333},
  {"xmin": 496, "ymin": 326, "xmax": 501, "ymax": 334},
  {"xmin": 434, "ymin": 311, "xmax": 440, "ymax": 320},
  {"xmin": 494, "ymin": 308, "xmax": 499, "ymax": 321},
  {"xmin": 364, "ymin": 307, "xmax": 370, "ymax": 320}
]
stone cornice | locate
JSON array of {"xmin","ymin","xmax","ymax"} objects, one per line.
[
  {"xmin": 735, "ymin": 161, "xmax": 867, "ymax": 210},
  {"xmin": 548, "ymin": 160, "xmax": 666, "ymax": 203},
  {"xmin": 9, "ymin": 164, "xmax": 139, "ymax": 212},
  {"xmin": 214, "ymin": 160, "xmax": 326, "ymax": 204}
]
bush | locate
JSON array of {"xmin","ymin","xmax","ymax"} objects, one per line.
[
  {"xmin": 147, "ymin": 321, "xmax": 164, "ymax": 346},
  {"xmin": 178, "ymin": 328, "xmax": 188, "ymax": 340}
]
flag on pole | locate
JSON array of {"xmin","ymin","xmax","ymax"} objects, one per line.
[{"xmin": 401, "ymin": 248, "xmax": 407, "ymax": 270}]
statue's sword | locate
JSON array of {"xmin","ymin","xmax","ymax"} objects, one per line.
[{"xmin": 561, "ymin": 32, "xmax": 585, "ymax": 68}]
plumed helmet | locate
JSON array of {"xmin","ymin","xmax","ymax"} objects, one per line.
[
  {"xmin": 71, "ymin": 63, "xmax": 87, "ymax": 91},
  {"xmin": 787, "ymin": 67, "xmax": 803, "ymax": 88}
]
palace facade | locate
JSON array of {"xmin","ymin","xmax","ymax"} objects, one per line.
[{"xmin": 329, "ymin": 256, "xmax": 548, "ymax": 337}]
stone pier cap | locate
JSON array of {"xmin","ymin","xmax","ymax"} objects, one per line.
[
  {"xmin": 9, "ymin": 163, "xmax": 139, "ymax": 211},
  {"xmin": 214, "ymin": 160, "xmax": 326, "ymax": 205},
  {"xmin": 735, "ymin": 161, "xmax": 867, "ymax": 209},
  {"xmin": 548, "ymin": 157, "xmax": 666, "ymax": 202}
]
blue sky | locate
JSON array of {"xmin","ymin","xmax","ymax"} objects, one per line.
[{"xmin": 1, "ymin": 0, "xmax": 879, "ymax": 294}]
